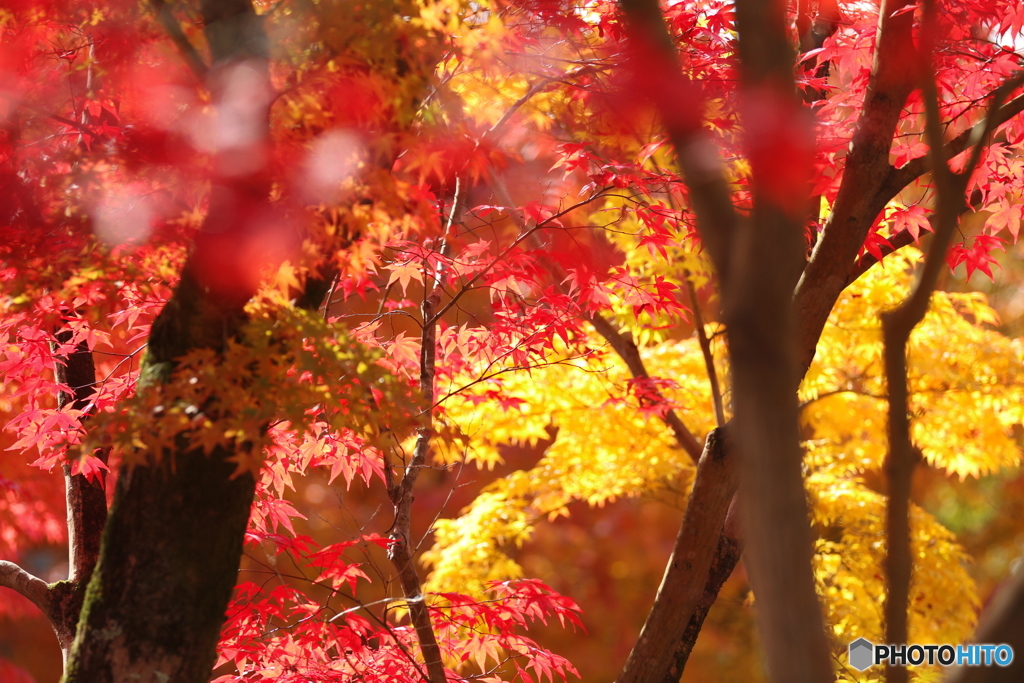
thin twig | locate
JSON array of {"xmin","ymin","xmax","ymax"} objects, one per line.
[
  {"xmin": 885, "ymin": 72, "xmax": 1024, "ymax": 195},
  {"xmin": 428, "ymin": 181, "xmax": 613, "ymax": 324},
  {"xmin": 384, "ymin": 180, "xmax": 469, "ymax": 683},
  {"xmin": 487, "ymin": 168, "xmax": 704, "ymax": 461},
  {"xmin": 484, "ymin": 79, "xmax": 553, "ymax": 143},
  {"xmin": 683, "ymin": 272, "xmax": 725, "ymax": 427},
  {"xmin": 321, "ymin": 274, "xmax": 340, "ymax": 320}
]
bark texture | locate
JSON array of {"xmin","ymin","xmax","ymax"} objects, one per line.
[
  {"xmin": 664, "ymin": 500, "xmax": 741, "ymax": 682},
  {"xmin": 62, "ymin": 445, "xmax": 256, "ymax": 683},
  {"xmin": 62, "ymin": 1, "xmax": 272, "ymax": 681},
  {"xmin": 51, "ymin": 330, "xmax": 109, "ymax": 661},
  {"xmin": 617, "ymin": 429, "xmax": 737, "ymax": 683},
  {"xmin": 793, "ymin": 0, "xmax": 918, "ymax": 373},
  {"xmin": 62, "ymin": 272, "xmax": 263, "ymax": 683},
  {"xmin": 727, "ymin": 4, "xmax": 834, "ymax": 679}
]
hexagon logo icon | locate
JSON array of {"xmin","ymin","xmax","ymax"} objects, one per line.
[{"xmin": 849, "ymin": 638, "xmax": 875, "ymax": 671}]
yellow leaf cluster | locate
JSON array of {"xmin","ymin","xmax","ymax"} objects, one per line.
[
  {"xmin": 426, "ymin": 337, "xmax": 717, "ymax": 595},
  {"xmin": 802, "ymin": 248, "xmax": 1020, "ymax": 670},
  {"xmin": 425, "ymin": 246, "xmax": 1021, "ymax": 664},
  {"xmin": 422, "ymin": 488, "xmax": 531, "ymax": 597},
  {"xmin": 804, "ymin": 248, "xmax": 1024, "ymax": 480},
  {"xmin": 809, "ymin": 475, "xmax": 978, "ymax": 655}
]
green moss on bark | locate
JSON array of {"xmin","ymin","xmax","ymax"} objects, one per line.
[
  {"xmin": 63, "ymin": 441, "xmax": 255, "ymax": 683},
  {"xmin": 64, "ymin": 270, "xmax": 258, "ymax": 682}
]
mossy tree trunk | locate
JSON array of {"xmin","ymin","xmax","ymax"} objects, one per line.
[
  {"xmin": 61, "ymin": 434, "xmax": 257, "ymax": 683},
  {"xmin": 61, "ymin": 282, "xmax": 263, "ymax": 683},
  {"xmin": 62, "ymin": 2, "xmax": 281, "ymax": 681}
]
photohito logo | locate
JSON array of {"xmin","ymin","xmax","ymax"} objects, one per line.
[{"xmin": 848, "ymin": 638, "xmax": 1014, "ymax": 671}]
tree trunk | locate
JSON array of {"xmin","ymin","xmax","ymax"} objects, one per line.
[
  {"xmin": 62, "ymin": 1, "xmax": 273, "ymax": 680},
  {"xmin": 49, "ymin": 330, "xmax": 109, "ymax": 663},
  {"xmin": 62, "ymin": 442, "xmax": 255, "ymax": 683},
  {"xmin": 62, "ymin": 272, "xmax": 261, "ymax": 683},
  {"xmin": 665, "ymin": 508, "xmax": 742, "ymax": 682},
  {"xmin": 617, "ymin": 429, "xmax": 737, "ymax": 683}
]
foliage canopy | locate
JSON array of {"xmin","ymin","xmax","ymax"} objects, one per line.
[{"xmin": 4, "ymin": 0, "xmax": 1024, "ymax": 681}]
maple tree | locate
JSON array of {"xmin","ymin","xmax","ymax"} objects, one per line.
[{"xmin": 6, "ymin": 0, "xmax": 1024, "ymax": 682}]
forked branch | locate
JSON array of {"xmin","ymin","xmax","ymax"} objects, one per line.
[
  {"xmin": 882, "ymin": 8, "xmax": 1013, "ymax": 682},
  {"xmin": 794, "ymin": 0, "xmax": 919, "ymax": 372},
  {"xmin": 850, "ymin": 72, "xmax": 1024, "ymax": 284}
]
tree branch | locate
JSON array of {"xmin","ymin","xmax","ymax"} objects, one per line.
[
  {"xmin": 53, "ymin": 328, "xmax": 108, "ymax": 589},
  {"xmin": 721, "ymin": 0, "xmax": 834, "ymax": 678},
  {"xmin": 488, "ymin": 160, "xmax": 706, "ymax": 463},
  {"xmin": 150, "ymin": 0, "xmax": 209, "ymax": 81},
  {"xmin": 385, "ymin": 183, "xmax": 466, "ymax": 683},
  {"xmin": 842, "ymin": 71, "xmax": 1024, "ymax": 293},
  {"xmin": 662, "ymin": 497, "xmax": 741, "ymax": 682},
  {"xmin": 885, "ymin": 76, "xmax": 1024, "ymax": 198},
  {"xmin": 0, "ymin": 561, "xmax": 49, "ymax": 614},
  {"xmin": 683, "ymin": 273, "xmax": 725, "ymax": 427},
  {"xmin": 882, "ymin": 18, "xmax": 1016, "ymax": 681},
  {"xmin": 588, "ymin": 313, "xmax": 703, "ymax": 461},
  {"xmin": 797, "ymin": 0, "xmax": 840, "ymax": 105},
  {"xmin": 848, "ymin": 229, "xmax": 917, "ymax": 282},
  {"xmin": 429, "ymin": 174, "xmax": 610, "ymax": 325},
  {"xmin": 618, "ymin": 0, "xmax": 739, "ymax": 280},
  {"xmin": 46, "ymin": 323, "xmax": 111, "ymax": 662},
  {"xmin": 617, "ymin": 428, "xmax": 737, "ymax": 683},
  {"xmin": 794, "ymin": 0, "xmax": 918, "ymax": 373}
]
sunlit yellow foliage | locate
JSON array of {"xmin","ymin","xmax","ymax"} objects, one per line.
[
  {"xmin": 426, "ymin": 246, "xmax": 1021, "ymax": 676},
  {"xmin": 804, "ymin": 247, "xmax": 1024, "ymax": 480},
  {"xmin": 426, "ymin": 336, "xmax": 718, "ymax": 595},
  {"xmin": 444, "ymin": 336, "xmax": 717, "ymax": 494},
  {"xmin": 422, "ymin": 487, "xmax": 532, "ymax": 597},
  {"xmin": 809, "ymin": 475, "xmax": 978, "ymax": 681},
  {"xmin": 798, "ymin": 247, "xmax": 1024, "ymax": 678},
  {"xmin": 591, "ymin": 193, "xmax": 718, "ymax": 345}
]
